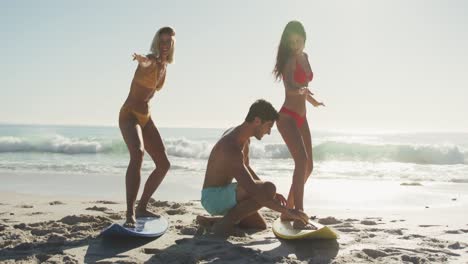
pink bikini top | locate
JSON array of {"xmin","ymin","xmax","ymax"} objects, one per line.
[{"xmin": 294, "ymin": 61, "xmax": 313, "ymax": 84}]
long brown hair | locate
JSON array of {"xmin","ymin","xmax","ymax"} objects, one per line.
[{"xmin": 273, "ymin": 21, "xmax": 306, "ymax": 81}]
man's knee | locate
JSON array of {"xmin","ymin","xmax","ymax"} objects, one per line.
[{"xmin": 262, "ymin": 181, "xmax": 276, "ymax": 198}]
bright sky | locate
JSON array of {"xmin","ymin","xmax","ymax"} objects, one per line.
[{"xmin": 1, "ymin": 0, "xmax": 467, "ymax": 131}]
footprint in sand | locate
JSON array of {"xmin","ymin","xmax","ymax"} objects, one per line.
[
  {"xmin": 421, "ymin": 237, "xmax": 447, "ymax": 249},
  {"xmin": 448, "ymin": 242, "xmax": 467, "ymax": 250},
  {"xmin": 384, "ymin": 229, "xmax": 404, "ymax": 235},
  {"xmin": 384, "ymin": 247, "xmax": 455, "ymax": 262},
  {"xmin": 336, "ymin": 227, "xmax": 360, "ymax": 233},
  {"xmin": 13, "ymin": 223, "xmax": 29, "ymax": 230},
  {"xmin": 12, "ymin": 215, "xmax": 113, "ymax": 251},
  {"xmin": 360, "ymin": 220, "xmax": 378, "ymax": 225},
  {"xmin": 445, "ymin": 230, "xmax": 464, "ymax": 234},
  {"xmin": 49, "ymin": 201, "xmax": 65, "ymax": 205},
  {"xmin": 17, "ymin": 204, "xmax": 34, "ymax": 209},
  {"xmin": 401, "ymin": 234, "xmax": 425, "ymax": 240},
  {"xmin": 362, "ymin": 248, "xmax": 388, "ymax": 258},
  {"xmin": 166, "ymin": 207, "xmax": 188, "ymax": 215},
  {"xmin": 93, "ymin": 200, "xmax": 119, "ymax": 204},
  {"xmin": 0, "ymin": 223, "xmax": 8, "ymax": 231},
  {"xmin": 364, "ymin": 217, "xmax": 382, "ymax": 221},
  {"xmin": 334, "ymin": 223, "xmax": 354, "ymax": 228},
  {"xmin": 85, "ymin": 206, "xmax": 112, "ymax": 213},
  {"xmin": 148, "ymin": 199, "xmax": 171, "ymax": 207},
  {"xmin": 47, "ymin": 233, "xmax": 67, "ymax": 245},
  {"xmin": 59, "ymin": 214, "xmax": 111, "ymax": 226},
  {"xmin": 318, "ymin": 216, "xmax": 342, "ymax": 225},
  {"xmin": 401, "ymin": 255, "xmax": 429, "ymax": 263}
]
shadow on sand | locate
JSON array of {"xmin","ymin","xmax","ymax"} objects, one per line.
[
  {"xmin": 265, "ymin": 238, "xmax": 340, "ymax": 261},
  {"xmin": 143, "ymin": 234, "xmax": 339, "ymax": 264},
  {"xmin": 84, "ymin": 235, "xmax": 160, "ymax": 263},
  {"xmin": 0, "ymin": 238, "xmax": 90, "ymax": 263}
]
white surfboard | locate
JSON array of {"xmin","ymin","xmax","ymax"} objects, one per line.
[{"xmin": 100, "ymin": 216, "xmax": 169, "ymax": 238}]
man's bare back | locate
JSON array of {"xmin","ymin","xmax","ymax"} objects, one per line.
[{"xmin": 203, "ymin": 127, "xmax": 248, "ymax": 189}]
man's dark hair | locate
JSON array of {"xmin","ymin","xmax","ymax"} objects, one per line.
[{"xmin": 245, "ymin": 99, "xmax": 279, "ymax": 123}]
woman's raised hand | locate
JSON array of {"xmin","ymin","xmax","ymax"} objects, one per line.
[{"xmin": 132, "ymin": 53, "xmax": 151, "ymax": 67}]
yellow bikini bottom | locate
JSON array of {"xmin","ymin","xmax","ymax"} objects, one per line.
[{"xmin": 120, "ymin": 105, "xmax": 151, "ymax": 128}]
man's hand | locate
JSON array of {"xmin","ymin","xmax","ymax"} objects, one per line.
[
  {"xmin": 287, "ymin": 209, "xmax": 309, "ymax": 224},
  {"xmin": 274, "ymin": 193, "xmax": 287, "ymax": 207}
]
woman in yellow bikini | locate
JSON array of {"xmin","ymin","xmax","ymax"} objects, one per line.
[{"xmin": 119, "ymin": 27, "xmax": 175, "ymax": 227}]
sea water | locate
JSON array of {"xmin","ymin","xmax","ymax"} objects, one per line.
[{"xmin": 1, "ymin": 124, "xmax": 467, "ymax": 201}]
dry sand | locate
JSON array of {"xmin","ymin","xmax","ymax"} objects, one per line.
[{"xmin": 1, "ymin": 191, "xmax": 467, "ymax": 264}]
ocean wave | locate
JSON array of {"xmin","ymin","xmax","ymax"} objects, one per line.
[
  {"xmin": 1, "ymin": 136, "xmax": 466, "ymax": 165},
  {"xmin": 249, "ymin": 141, "xmax": 467, "ymax": 165},
  {"xmin": 0, "ymin": 135, "xmax": 105, "ymax": 154},
  {"xmin": 313, "ymin": 141, "xmax": 466, "ymax": 165},
  {"xmin": 165, "ymin": 138, "xmax": 212, "ymax": 159},
  {"xmin": 0, "ymin": 135, "xmax": 215, "ymax": 158}
]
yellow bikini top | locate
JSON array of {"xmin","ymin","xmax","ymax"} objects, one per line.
[{"xmin": 132, "ymin": 56, "xmax": 166, "ymax": 91}]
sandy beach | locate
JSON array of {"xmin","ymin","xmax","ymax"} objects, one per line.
[
  {"xmin": 2, "ymin": 0, "xmax": 468, "ymax": 262},
  {"xmin": 1, "ymin": 177, "xmax": 467, "ymax": 264}
]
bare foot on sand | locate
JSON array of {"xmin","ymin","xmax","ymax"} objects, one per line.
[
  {"xmin": 196, "ymin": 215, "xmax": 223, "ymax": 227},
  {"xmin": 135, "ymin": 207, "xmax": 160, "ymax": 218},
  {"xmin": 293, "ymin": 219, "xmax": 317, "ymax": 230}
]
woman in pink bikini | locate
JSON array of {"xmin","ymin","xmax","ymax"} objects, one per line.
[{"xmin": 273, "ymin": 21, "xmax": 325, "ymax": 229}]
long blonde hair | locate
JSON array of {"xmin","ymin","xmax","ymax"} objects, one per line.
[{"xmin": 150, "ymin": 26, "xmax": 176, "ymax": 64}]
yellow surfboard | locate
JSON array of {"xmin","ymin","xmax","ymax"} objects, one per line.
[{"xmin": 272, "ymin": 218, "xmax": 339, "ymax": 240}]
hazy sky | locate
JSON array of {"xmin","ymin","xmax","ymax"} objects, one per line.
[{"xmin": 1, "ymin": 0, "xmax": 467, "ymax": 131}]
